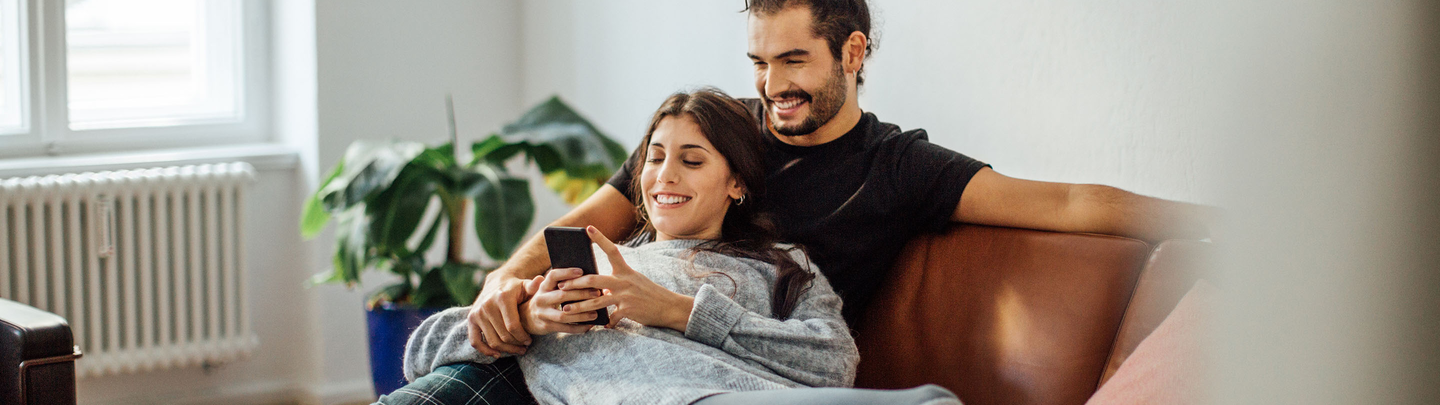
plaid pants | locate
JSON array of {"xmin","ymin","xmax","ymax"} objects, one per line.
[{"xmin": 374, "ymin": 358, "xmax": 538, "ymax": 405}]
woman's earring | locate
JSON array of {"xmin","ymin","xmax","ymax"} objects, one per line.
[{"xmin": 735, "ymin": 195, "xmax": 746, "ymax": 206}]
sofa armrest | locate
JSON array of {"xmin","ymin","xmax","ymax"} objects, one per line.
[
  {"xmin": 1, "ymin": 298, "xmax": 80, "ymax": 405},
  {"xmin": 1098, "ymin": 240, "xmax": 1213, "ymax": 388}
]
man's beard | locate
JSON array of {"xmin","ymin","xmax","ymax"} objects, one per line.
[{"xmin": 767, "ymin": 63, "xmax": 848, "ymax": 137}]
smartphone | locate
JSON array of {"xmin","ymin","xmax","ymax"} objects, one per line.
[{"xmin": 543, "ymin": 226, "xmax": 610, "ymax": 326}]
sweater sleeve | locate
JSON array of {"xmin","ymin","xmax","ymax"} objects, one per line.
[
  {"xmin": 401, "ymin": 306, "xmax": 503, "ymax": 382},
  {"xmin": 682, "ymin": 252, "xmax": 859, "ymax": 388}
]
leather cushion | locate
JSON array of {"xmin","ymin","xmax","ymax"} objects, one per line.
[
  {"xmin": 1098, "ymin": 240, "xmax": 1212, "ymax": 387},
  {"xmin": 1087, "ymin": 280, "xmax": 1215, "ymax": 405},
  {"xmin": 853, "ymin": 224, "xmax": 1150, "ymax": 405}
]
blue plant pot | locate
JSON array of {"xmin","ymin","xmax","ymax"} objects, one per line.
[{"xmin": 366, "ymin": 303, "xmax": 443, "ymax": 397}]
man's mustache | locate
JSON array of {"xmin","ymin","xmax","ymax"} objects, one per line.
[{"xmin": 766, "ymin": 90, "xmax": 812, "ymax": 105}]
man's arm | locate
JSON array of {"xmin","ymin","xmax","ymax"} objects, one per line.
[
  {"xmin": 954, "ymin": 167, "xmax": 1217, "ymax": 243},
  {"xmin": 467, "ymin": 184, "xmax": 638, "ymax": 356}
]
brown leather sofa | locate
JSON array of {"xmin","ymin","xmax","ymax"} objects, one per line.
[
  {"xmin": 853, "ymin": 224, "xmax": 1208, "ymax": 405},
  {"xmin": 2, "ymin": 223, "xmax": 1203, "ymax": 405}
]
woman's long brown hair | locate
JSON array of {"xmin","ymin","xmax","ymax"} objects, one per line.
[{"xmin": 623, "ymin": 88, "xmax": 815, "ymax": 319}]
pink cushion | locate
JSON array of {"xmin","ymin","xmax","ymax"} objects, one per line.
[{"xmin": 1086, "ymin": 280, "xmax": 1216, "ymax": 405}]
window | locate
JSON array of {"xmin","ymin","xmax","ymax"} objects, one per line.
[
  {"xmin": 0, "ymin": 0, "xmax": 27, "ymax": 135},
  {"xmin": 0, "ymin": 0, "xmax": 264, "ymax": 158}
]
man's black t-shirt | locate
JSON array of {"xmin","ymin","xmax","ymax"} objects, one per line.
[{"xmin": 606, "ymin": 99, "xmax": 989, "ymax": 324}]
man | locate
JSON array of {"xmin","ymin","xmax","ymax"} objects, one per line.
[{"xmin": 378, "ymin": 0, "xmax": 1213, "ymax": 403}]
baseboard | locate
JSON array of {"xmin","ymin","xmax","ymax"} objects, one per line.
[
  {"xmin": 81, "ymin": 379, "xmax": 375, "ymax": 405},
  {"xmin": 84, "ymin": 380, "xmax": 300, "ymax": 405}
]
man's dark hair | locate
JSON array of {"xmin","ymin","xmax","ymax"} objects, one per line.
[{"xmin": 745, "ymin": 0, "xmax": 877, "ymax": 87}]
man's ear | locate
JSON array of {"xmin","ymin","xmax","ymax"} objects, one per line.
[{"xmin": 843, "ymin": 31, "xmax": 867, "ymax": 75}]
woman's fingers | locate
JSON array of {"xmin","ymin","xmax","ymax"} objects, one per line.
[
  {"xmin": 544, "ymin": 267, "xmax": 588, "ymax": 290},
  {"xmin": 533, "ymin": 295, "xmax": 605, "ymax": 326},
  {"xmin": 586, "ymin": 226, "xmax": 633, "ymax": 275},
  {"xmin": 605, "ymin": 307, "xmax": 626, "ymax": 329},
  {"xmin": 558, "ymin": 274, "xmax": 622, "ymax": 291},
  {"xmin": 549, "ymin": 310, "xmax": 603, "ymax": 325},
  {"xmin": 563, "ymin": 294, "xmax": 617, "ymax": 314},
  {"xmin": 549, "ymin": 323, "xmax": 596, "ymax": 334},
  {"xmin": 543, "ymin": 268, "xmax": 584, "ymax": 292},
  {"xmin": 536, "ymin": 288, "xmax": 603, "ymax": 306}
]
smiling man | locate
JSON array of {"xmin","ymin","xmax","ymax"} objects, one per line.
[{"xmin": 377, "ymin": 1, "xmax": 1215, "ymax": 404}]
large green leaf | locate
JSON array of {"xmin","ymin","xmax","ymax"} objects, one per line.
[
  {"xmin": 331, "ymin": 206, "xmax": 372, "ymax": 286},
  {"xmin": 305, "ymin": 268, "xmax": 347, "ymax": 287},
  {"xmin": 466, "ymin": 165, "xmax": 535, "ymax": 261},
  {"xmin": 438, "ymin": 262, "xmax": 483, "ymax": 306},
  {"xmin": 411, "ymin": 212, "xmax": 445, "ymax": 259},
  {"xmin": 413, "ymin": 143, "xmax": 458, "ymax": 169},
  {"xmin": 300, "ymin": 160, "xmax": 347, "ymax": 239},
  {"xmin": 366, "ymin": 282, "xmax": 413, "ymax": 309},
  {"xmin": 478, "ymin": 96, "xmax": 627, "ymax": 179},
  {"xmin": 391, "ymin": 253, "xmax": 426, "ymax": 281},
  {"xmin": 413, "ymin": 266, "xmax": 457, "ymax": 308},
  {"xmin": 471, "ymin": 135, "xmax": 527, "ymax": 169},
  {"xmin": 319, "ymin": 141, "xmax": 426, "ymax": 212},
  {"xmin": 366, "ymin": 164, "xmax": 441, "ymax": 256}
]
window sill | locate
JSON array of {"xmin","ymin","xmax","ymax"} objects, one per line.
[{"xmin": 0, "ymin": 143, "xmax": 300, "ymax": 178}]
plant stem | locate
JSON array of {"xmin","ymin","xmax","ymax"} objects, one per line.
[{"xmin": 439, "ymin": 189, "xmax": 467, "ymax": 264}]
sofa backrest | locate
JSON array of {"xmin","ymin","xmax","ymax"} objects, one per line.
[
  {"xmin": 1098, "ymin": 239, "xmax": 1212, "ymax": 387},
  {"xmin": 852, "ymin": 224, "xmax": 1151, "ymax": 405}
]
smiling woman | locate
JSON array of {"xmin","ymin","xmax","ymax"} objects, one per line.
[
  {"xmin": 639, "ymin": 115, "xmax": 744, "ymax": 241},
  {"xmin": 386, "ymin": 88, "xmax": 862, "ymax": 405}
]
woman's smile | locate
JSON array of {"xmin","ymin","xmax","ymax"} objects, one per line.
[{"xmin": 651, "ymin": 192, "xmax": 694, "ymax": 208}]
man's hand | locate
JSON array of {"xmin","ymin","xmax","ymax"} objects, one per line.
[
  {"xmin": 521, "ymin": 269, "xmax": 605, "ymax": 335},
  {"xmin": 466, "ymin": 276, "xmax": 532, "ymax": 356}
]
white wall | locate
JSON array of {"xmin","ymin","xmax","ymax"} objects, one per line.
[
  {"xmin": 317, "ymin": 0, "xmax": 524, "ymax": 168},
  {"xmin": 521, "ymin": 0, "xmax": 1221, "ymax": 204},
  {"xmin": 520, "ymin": 1, "xmax": 753, "ymax": 152}
]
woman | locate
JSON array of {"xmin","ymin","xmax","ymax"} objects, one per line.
[{"xmin": 385, "ymin": 89, "xmax": 959, "ymax": 405}]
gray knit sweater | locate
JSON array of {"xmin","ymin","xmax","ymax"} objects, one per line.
[{"xmin": 402, "ymin": 239, "xmax": 859, "ymax": 405}]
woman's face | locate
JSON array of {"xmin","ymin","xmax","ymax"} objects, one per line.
[{"xmin": 641, "ymin": 114, "xmax": 744, "ymax": 241}]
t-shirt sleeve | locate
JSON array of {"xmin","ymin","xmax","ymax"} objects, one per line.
[
  {"xmin": 892, "ymin": 132, "xmax": 990, "ymax": 233},
  {"xmin": 605, "ymin": 147, "xmax": 642, "ymax": 201}
]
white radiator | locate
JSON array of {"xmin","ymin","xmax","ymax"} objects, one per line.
[{"xmin": 0, "ymin": 163, "xmax": 259, "ymax": 378}]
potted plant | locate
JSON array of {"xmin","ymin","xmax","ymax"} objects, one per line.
[{"xmin": 299, "ymin": 96, "xmax": 627, "ymax": 395}]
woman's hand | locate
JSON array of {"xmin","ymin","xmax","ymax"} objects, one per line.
[
  {"xmin": 557, "ymin": 226, "xmax": 695, "ymax": 332},
  {"xmin": 520, "ymin": 268, "xmax": 605, "ymax": 336}
]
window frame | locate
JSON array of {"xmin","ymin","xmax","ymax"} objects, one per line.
[{"xmin": 0, "ymin": 0, "xmax": 269, "ymax": 159}]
